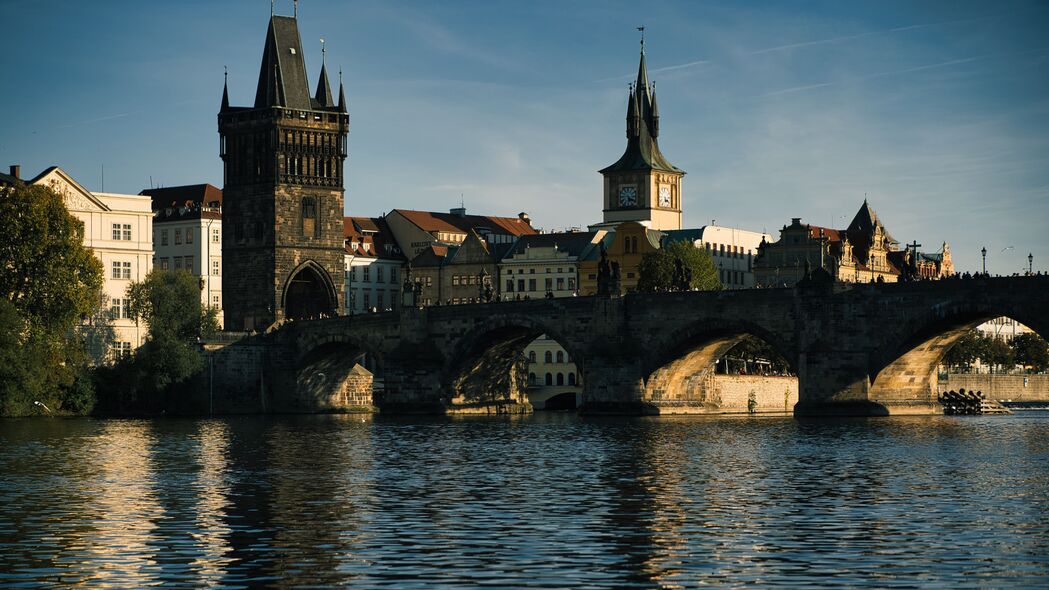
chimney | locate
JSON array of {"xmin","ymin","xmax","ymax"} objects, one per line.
[
  {"xmin": 9, "ymin": 165, "xmax": 20, "ymax": 179},
  {"xmin": 450, "ymin": 206, "xmax": 467, "ymax": 217},
  {"xmin": 518, "ymin": 212, "xmax": 531, "ymax": 226}
]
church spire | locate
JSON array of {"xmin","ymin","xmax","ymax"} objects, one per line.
[{"xmin": 650, "ymin": 83, "xmax": 659, "ymax": 138}]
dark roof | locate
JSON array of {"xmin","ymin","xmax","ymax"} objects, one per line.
[
  {"xmin": 254, "ymin": 16, "xmax": 313, "ymax": 110},
  {"xmin": 661, "ymin": 228, "xmax": 704, "ymax": 245},
  {"xmin": 344, "ymin": 216, "xmax": 406, "ymax": 261},
  {"xmin": 847, "ymin": 199, "xmax": 897, "ymax": 244},
  {"xmin": 599, "ymin": 48, "xmax": 683, "ymax": 175},
  {"xmin": 504, "ymin": 231, "xmax": 602, "ymax": 260},
  {"xmin": 140, "ymin": 184, "xmax": 222, "ymax": 211},
  {"xmin": 0, "ymin": 171, "xmax": 23, "ymax": 187}
]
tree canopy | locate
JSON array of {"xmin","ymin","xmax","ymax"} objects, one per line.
[
  {"xmin": 637, "ymin": 240, "xmax": 722, "ymax": 293},
  {"xmin": 0, "ymin": 183, "xmax": 103, "ymax": 415},
  {"xmin": 95, "ymin": 269, "xmax": 219, "ymax": 413}
]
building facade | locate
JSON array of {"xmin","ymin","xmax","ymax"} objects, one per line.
[
  {"xmin": 578, "ymin": 221, "xmax": 663, "ymax": 295},
  {"xmin": 755, "ymin": 201, "xmax": 908, "ymax": 287},
  {"xmin": 597, "ymin": 39, "xmax": 684, "ymax": 231},
  {"xmin": 343, "ymin": 216, "xmax": 404, "ymax": 313},
  {"xmin": 663, "ymin": 225, "xmax": 773, "ymax": 289},
  {"xmin": 28, "ymin": 167, "xmax": 153, "ymax": 360},
  {"xmin": 144, "ymin": 184, "xmax": 224, "ymax": 327},
  {"xmin": 498, "ymin": 231, "xmax": 605, "ymax": 299},
  {"xmin": 218, "ymin": 12, "xmax": 348, "ymax": 330}
]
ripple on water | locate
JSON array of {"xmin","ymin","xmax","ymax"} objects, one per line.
[{"xmin": 1, "ymin": 412, "xmax": 1048, "ymax": 588}]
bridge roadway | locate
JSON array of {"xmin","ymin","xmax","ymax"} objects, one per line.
[{"xmin": 209, "ymin": 276, "xmax": 1049, "ymax": 416}]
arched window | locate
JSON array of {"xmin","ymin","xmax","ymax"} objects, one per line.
[
  {"xmin": 556, "ymin": 351, "xmax": 564, "ymax": 363},
  {"xmin": 528, "ymin": 351, "xmax": 537, "ymax": 363},
  {"xmin": 301, "ymin": 197, "xmax": 318, "ymax": 237},
  {"xmin": 528, "ymin": 373, "xmax": 536, "ymax": 385},
  {"xmin": 556, "ymin": 373, "xmax": 564, "ymax": 386},
  {"xmin": 544, "ymin": 351, "xmax": 553, "ymax": 363},
  {"xmin": 568, "ymin": 373, "xmax": 576, "ymax": 386},
  {"xmin": 545, "ymin": 373, "xmax": 552, "ymax": 386}
]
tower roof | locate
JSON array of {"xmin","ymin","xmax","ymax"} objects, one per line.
[
  {"xmin": 600, "ymin": 39, "xmax": 682, "ymax": 175},
  {"xmin": 315, "ymin": 62, "xmax": 333, "ymax": 108},
  {"xmin": 254, "ymin": 15, "xmax": 313, "ymax": 110}
]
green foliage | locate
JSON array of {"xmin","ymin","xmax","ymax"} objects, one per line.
[
  {"xmin": 95, "ymin": 270, "xmax": 216, "ymax": 414},
  {"xmin": 943, "ymin": 330, "xmax": 985, "ymax": 370},
  {"xmin": 983, "ymin": 337, "xmax": 1015, "ymax": 372},
  {"xmin": 0, "ymin": 183, "xmax": 103, "ymax": 334},
  {"xmin": 0, "ymin": 184, "xmax": 104, "ymax": 416},
  {"xmin": 1011, "ymin": 332, "xmax": 1049, "ymax": 372},
  {"xmin": 637, "ymin": 240, "xmax": 722, "ymax": 293}
]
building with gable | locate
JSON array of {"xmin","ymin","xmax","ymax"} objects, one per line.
[
  {"xmin": 578, "ymin": 221, "xmax": 664, "ymax": 295},
  {"xmin": 142, "ymin": 184, "xmax": 224, "ymax": 327},
  {"xmin": 25, "ymin": 166, "xmax": 153, "ymax": 360},
  {"xmin": 753, "ymin": 200, "xmax": 953, "ymax": 287},
  {"xmin": 385, "ymin": 207, "xmax": 536, "ymax": 260}
]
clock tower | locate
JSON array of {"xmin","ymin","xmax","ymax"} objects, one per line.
[{"xmin": 598, "ymin": 35, "xmax": 684, "ymax": 231}]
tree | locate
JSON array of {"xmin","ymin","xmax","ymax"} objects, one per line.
[
  {"xmin": 1011, "ymin": 332, "xmax": 1049, "ymax": 373},
  {"xmin": 0, "ymin": 183, "xmax": 103, "ymax": 333},
  {"xmin": 96, "ymin": 269, "xmax": 219, "ymax": 413},
  {"xmin": 983, "ymin": 336, "xmax": 1015, "ymax": 373},
  {"xmin": 637, "ymin": 240, "xmax": 721, "ymax": 293},
  {"xmin": 943, "ymin": 330, "xmax": 985, "ymax": 371},
  {"xmin": 0, "ymin": 184, "xmax": 103, "ymax": 416}
]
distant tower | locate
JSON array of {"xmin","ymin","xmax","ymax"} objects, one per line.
[
  {"xmin": 218, "ymin": 11, "xmax": 348, "ymax": 330},
  {"xmin": 599, "ymin": 31, "xmax": 684, "ymax": 231}
]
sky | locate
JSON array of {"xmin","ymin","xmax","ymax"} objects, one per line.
[{"xmin": 1, "ymin": 0, "xmax": 1047, "ymax": 274}]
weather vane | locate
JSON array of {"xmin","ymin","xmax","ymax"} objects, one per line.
[
  {"xmin": 637, "ymin": 25, "xmax": 645, "ymax": 52},
  {"xmin": 321, "ymin": 37, "xmax": 326, "ymax": 64}
]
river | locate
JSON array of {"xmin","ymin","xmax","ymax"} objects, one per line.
[{"xmin": 1, "ymin": 412, "xmax": 1048, "ymax": 588}]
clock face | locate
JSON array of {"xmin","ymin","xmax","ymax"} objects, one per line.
[
  {"xmin": 618, "ymin": 186, "xmax": 637, "ymax": 207},
  {"xmin": 658, "ymin": 186, "xmax": 672, "ymax": 207}
]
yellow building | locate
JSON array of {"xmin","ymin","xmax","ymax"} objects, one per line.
[{"xmin": 578, "ymin": 221, "xmax": 663, "ymax": 295}]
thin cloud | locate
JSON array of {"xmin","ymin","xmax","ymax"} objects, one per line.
[
  {"xmin": 58, "ymin": 112, "xmax": 132, "ymax": 129},
  {"xmin": 748, "ymin": 15, "xmax": 993, "ymax": 55},
  {"xmin": 754, "ymin": 55, "xmax": 987, "ymax": 98}
]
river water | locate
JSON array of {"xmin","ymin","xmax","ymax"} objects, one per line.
[{"xmin": 1, "ymin": 412, "xmax": 1048, "ymax": 588}]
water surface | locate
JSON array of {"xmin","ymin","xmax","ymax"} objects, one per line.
[{"xmin": 1, "ymin": 412, "xmax": 1048, "ymax": 588}]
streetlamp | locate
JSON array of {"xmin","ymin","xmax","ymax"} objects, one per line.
[
  {"xmin": 981, "ymin": 246, "xmax": 987, "ymax": 275},
  {"xmin": 1030, "ymin": 252, "xmax": 1034, "ymax": 275}
]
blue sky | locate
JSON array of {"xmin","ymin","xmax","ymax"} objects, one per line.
[{"xmin": 1, "ymin": 0, "xmax": 1047, "ymax": 274}]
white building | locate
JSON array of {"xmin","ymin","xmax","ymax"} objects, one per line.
[
  {"xmin": 143, "ymin": 185, "xmax": 224, "ymax": 328},
  {"xmin": 344, "ymin": 217, "xmax": 405, "ymax": 313},
  {"xmin": 663, "ymin": 225, "xmax": 773, "ymax": 289},
  {"xmin": 28, "ymin": 167, "xmax": 153, "ymax": 360}
]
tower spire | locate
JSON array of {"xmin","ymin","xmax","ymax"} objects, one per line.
[
  {"xmin": 221, "ymin": 66, "xmax": 230, "ymax": 111},
  {"xmin": 337, "ymin": 68, "xmax": 347, "ymax": 113},
  {"xmin": 315, "ymin": 38, "xmax": 333, "ymax": 107}
]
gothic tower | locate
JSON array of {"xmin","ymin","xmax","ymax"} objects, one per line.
[
  {"xmin": 218, "ymin": 12, "xmax": 348, "ymax": 330},
  {"xmin": 599, "ymin": 35, "xmax": 684, "ymax": 231}
]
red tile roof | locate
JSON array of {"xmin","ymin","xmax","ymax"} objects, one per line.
[
  {"xmin": 140, "ymin": 184, "xmax": 222, "ymax": 211},
  {"xmin": 392, "ymin": 209, "xmax": 538, "ymax": 237}
]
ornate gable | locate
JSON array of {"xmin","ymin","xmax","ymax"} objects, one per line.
[{"xmin": 30, "ymin": 167, "xmax": 110, "ymax": 212}]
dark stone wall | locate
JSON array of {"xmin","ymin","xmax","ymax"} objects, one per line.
[{"xmin": 203, "ymin": 276, "xmax": 1049, "ymax": 416}]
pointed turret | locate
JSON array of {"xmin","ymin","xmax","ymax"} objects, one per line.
[
  {"xmin": 337, "ymin": 68, "xmax": 347, "ymax": 113},
  {"xmin": 626, "ymin": 84, "xmax": 639, "ymax": 138},
  {"xmin": 650, "ymin": 85, "xmax": 660, "ymax": 138},
  {"xmin": 221, "ymin": 71, "xmax": 230, "ymax": 112},
  {"xmin": 315, "ymin": 63, "xmax": 333, "ymax": 108}
]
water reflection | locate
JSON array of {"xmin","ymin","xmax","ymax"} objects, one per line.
[{"xmin": 1, "ymin": 413, "xmax": 1048, "ymax": 588}]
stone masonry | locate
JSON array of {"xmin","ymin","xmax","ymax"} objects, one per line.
[{"xmin": 207, "ymin": 275, "xmax": 1048, "ymax": 416}]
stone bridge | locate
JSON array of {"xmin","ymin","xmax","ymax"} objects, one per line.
[{"xmin": 213, "ymin": 276, "xmax": 1049, "ymax": 416}]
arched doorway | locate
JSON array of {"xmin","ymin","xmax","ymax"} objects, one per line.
[{"xmin": 283, "ymin": 262, "xmax": 337, "ymax": 321}]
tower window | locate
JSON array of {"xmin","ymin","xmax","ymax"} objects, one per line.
[{"xmin": 301, "ymin": 196, "xmax": 318, "ymax": 237}]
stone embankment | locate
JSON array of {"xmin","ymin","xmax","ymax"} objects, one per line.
[{"xmin": 938, "ymin": 374, "xmax": 1049, "ymax": 402}]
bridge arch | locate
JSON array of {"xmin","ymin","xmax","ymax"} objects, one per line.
[
  {"xmin": 868, "ymin": 300, "xmax": 1048, "ymax": 406},
  {"xmin": 442, "ymin": 313, "xmax": 587, "ymax": 413},
  {"xmin": 281, "ymin": 260, "xmax": 338, "ymax": 321},
  {"xmin": 641, "ymin": 318, "xmax": 798, "ymax": 413},
  {"xmin": 293, "ymin": 331, "xmax": 388, "ymax": 411}
]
